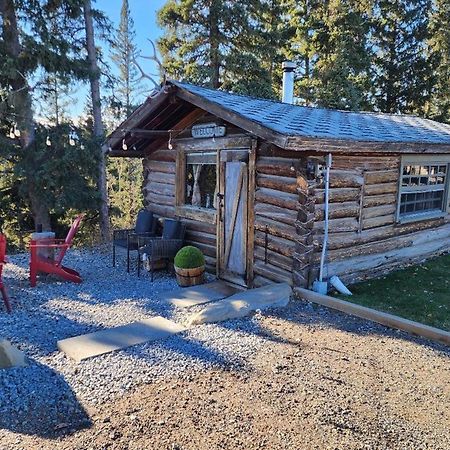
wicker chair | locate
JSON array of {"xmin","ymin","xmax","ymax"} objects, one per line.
[
  {"xmin": 137, "ymin": 219, "xmax": 186, "ymax": 280},
  {"xmin": 112, "ymin": 210, "xmax": 158, "ymax": 272}
]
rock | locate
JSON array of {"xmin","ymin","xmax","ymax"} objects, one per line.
[{"xmin": 0, "ymin": 338, "xmax": 27, "ymax": 369}]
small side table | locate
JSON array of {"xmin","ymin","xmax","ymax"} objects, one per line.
[{"xmin": 31, "ymin": 231, "xmax": 55, "ymax": 260}]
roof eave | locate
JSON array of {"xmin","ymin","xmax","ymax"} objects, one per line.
[{"xmin": 284, "ymin": 136, "xmax": 450, "ymax": 154}]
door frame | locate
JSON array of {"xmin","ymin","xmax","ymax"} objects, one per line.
[{"xmin": 216, "ymin": 141, "xmax": 256, "ymax": 287}]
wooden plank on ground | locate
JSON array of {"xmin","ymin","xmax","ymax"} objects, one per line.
[{"xmin": 294, "ymin": 287, "xmax": 450, "ymax": 346}]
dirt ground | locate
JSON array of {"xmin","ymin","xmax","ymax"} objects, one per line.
[{"xmin": 1, "ymin": 302, "xmax": 449, "ymax": 450}]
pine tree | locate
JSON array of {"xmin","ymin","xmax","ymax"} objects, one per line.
[
  {"xmin": 0, "ymin": 0, "xmax": 91, "ymax": 230},
  {"xmin": 370, "ymin": 0, "xmax": 432, "ymax": 114},
  {"xmin": 157, "ymin": 0, "xmax": 277, "ymax": 97},
  {"xmin": 286, "ymin": 0, "xmax": 372, "ymax": 110},
  {"xmin": 428, "ymin": 0, "xmax": 450, "ymax": 123},
  {"xmin": 108, "ymin": 0, "xmax": 144, "ymax": 230},
  {"xmin": 110, "ymin": 0, "xmax": 144, "ymax": 119}
]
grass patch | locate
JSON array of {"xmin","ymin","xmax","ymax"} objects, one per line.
[{"xmin": 334, "ymin": 254, "xmax": 450, "ymax": 331}]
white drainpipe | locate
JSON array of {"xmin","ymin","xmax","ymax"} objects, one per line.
[{"xmin": 282, "ymin": 61, "xmax": 296, "ymax": 104}]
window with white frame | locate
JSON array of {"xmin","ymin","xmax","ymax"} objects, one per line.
[{"xmin": 398, "ymin": 159, "xmax": 450, "ymax": 221}]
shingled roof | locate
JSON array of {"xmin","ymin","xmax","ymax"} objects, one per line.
[{"xmin": 172, "ymin": 81, "xmax": 450, "ymax": 145}]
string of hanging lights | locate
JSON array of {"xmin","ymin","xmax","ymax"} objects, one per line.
[{"xmin": 6, "ymin": 123, "xmax": 85, "ymax": 149}]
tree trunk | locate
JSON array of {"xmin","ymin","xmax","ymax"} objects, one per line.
[
  {"xmin": 83, "ymin": 0, "xmax": 110, "ymax": 241},
  {"xmin": 0, "ymin": 0, "xmax": 51, "ymax": 231},
  {"xmin": 209, "ymin": 0, "xmax": 220, "ymax": 88}
]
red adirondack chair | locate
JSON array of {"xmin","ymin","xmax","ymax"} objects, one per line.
[
  {"xmin": 29, "ymin": 214, "xmax": 84, "ymax": 287},
  {"xmin": 0, "ymin": 233, "xmax": 12, "ymax": 313}
]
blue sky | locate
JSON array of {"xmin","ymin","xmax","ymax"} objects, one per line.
[{"xmin": 72, "ymin": 0, "xmax": 166, "ymax": 117}]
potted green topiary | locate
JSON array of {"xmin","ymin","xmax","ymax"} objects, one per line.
[{"xmin": 174, "ymin": 246, "xmax": 206, "ymax": 287}]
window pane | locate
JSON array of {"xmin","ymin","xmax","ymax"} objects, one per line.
[{"xmin": 185, "ymin": 163, "xmax": 217, "ymax": 209}]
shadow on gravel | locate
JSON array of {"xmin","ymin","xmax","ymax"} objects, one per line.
[{"xmin": 0, "ymin": 360, "xmax": 92, "ymax": 438}]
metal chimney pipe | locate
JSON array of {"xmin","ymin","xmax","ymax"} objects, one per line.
[{"xmin": 282, "ymin": 61, "xmax": 296, "ymax": 104}]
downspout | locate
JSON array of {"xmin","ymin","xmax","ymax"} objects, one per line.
[
  {"xmin": 319, "ymin": 153, "xmax": 332, "ymax": 284},
  {"xmin": 313, "ymin": 153, "xmax": 352, "ymax": 296}
]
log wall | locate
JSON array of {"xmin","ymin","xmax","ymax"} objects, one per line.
[
  {"xmin": 310, "ymin": 154, "xmax": 450, "ymax": 284},
  {"xmin": 142, "ymin": 145, "xmax": 217, "ymax": 272},
  {"xmin": 252, "ymin": 154, "xmax": 308, "ymax": 287}
]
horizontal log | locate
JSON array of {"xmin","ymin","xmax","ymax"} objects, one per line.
[
  {"xmin": 147, "ymin": 192, "xmax": 175, "ymax": 207},
  {"xmin": 146, "ymin": 181, "xmax": 174, "ymax": 197},
  {"xmin": 315, "ymin": 201, "xmax": 360, "ymax": 220},
  {"xmin": 364, "ymin": 182, "xmax": 397, "ymax": 196},
  {"xmin": 254, "ymin": 245, "xmax": 293, "ymax": 272},
  {"xmin": 362, "ymin": 204, "xmax": 396, "ymax": 219},
  {"xmin": 256, "ymin": 173, "xmax": 298, "ymax": 194},
  {"xmin": 254, "ymin": 203, "xmax": 297, "ymax": 226},
  {"xmin": 254, "ymin": 260, "xmax": 293, "ymax": 285},
  {"xmin": 324, "ymin": 217, "xmax": 447, "ymax": 250},
  {"xmin": 363, "ymin": 193, "xmax": 396, "ymax": 207},
  {"xmin": 148, "ymin": 148, "xmax": 176, "ymax": 162},
  {"xmin": 365, "ymin": 169, "xmax": 398, "ymax": 184},
  {"xmin": 255, "ymin": 217, "xmax": 298, "ymax": 242},
  {"xmin": 311, "ymin": 234, "xmax": 414, "ymax": 263},
  {"xmin": 184, "ymin": 240, "xmax": 216, "ymax": 258},
  {"xmin": 149, "ymin": 172, "xmax": 176, "ymax": 185},
  {"xmin": 255, "ymin": 231, "xmax": 295, "ymax": 257},
  {"xmin": 362, "ymin": 214, "xmax": 395, "ymax": 230},
  {"xmin": 325, "ymin": 233, "xmax": 450, "ymax": 281},
  {"xmin": 146, "ymin": 160, "xmax": 175, "ymax": 174},
  {"xmin": 331, "ymin": 156, "xmax": 400, "ymax": 171},
  {"xmin": 256, "ymin": 157, "xmax": 299, "ymax": 177},
  {"xmin": 316, "ymin": 170, "xmax": 363, "ymax": 189},
  {"xmin": 176, "ymin": 206, "xmax": 217, "ymax": 225},
  {"xmin": 183, "ymin": 219, "xmax": 216, "ymax": 234},
  {"xmin": 315, "ymin": 217, "xmax": 359, "ymax": 233},
  {"xmin": 147, "ymin": 204, "xmax": 175, "ymax": 218},
  {"xmin": 255, "ymin": 188, "xmax": 299, "ymax": 210},
  {"xmin": 315, "ymin": 187, "xmax": 360, "ymax": 203},
  {"xmin": 185, "ymin": 230, "xmax": 216, "ymax": 246},
  {"xmin": 252, "ymin": 275, "xmax": 273, "ymax": 288}
]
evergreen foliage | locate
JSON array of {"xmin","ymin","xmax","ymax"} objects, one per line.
[{"xmin": 174, "ymin": 246, "xmax": 205, "ymax": 269}]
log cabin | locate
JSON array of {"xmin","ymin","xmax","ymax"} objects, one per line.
[{"xmin": 106, "ymin": 79, "xmax": 450, "ymax": 291}]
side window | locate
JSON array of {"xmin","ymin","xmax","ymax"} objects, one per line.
[{"xmin": 398, "ymin": 159, "xmax": 449, "ymax": 221}]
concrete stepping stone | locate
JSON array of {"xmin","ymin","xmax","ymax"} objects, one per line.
[
  {"xmin": 57, "ymin": 317, "xmax": 186, "ymax": 362},
  {"xmin": 162, "ymin": 280, "xmax": 242, "ymax": 308},
  {"xmin": 188, "ymin": 282, "xmax": 292, "ymax": 326}
]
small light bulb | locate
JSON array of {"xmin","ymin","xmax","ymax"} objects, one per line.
[
  {"xmin": 69, "ymin": 138, "xmax": 75, "ymax": 146},
  {"xmin": 122, "ymin": 139, "xmax": 127, "ymax": 150},
  {"xmin": 80, "ymin": 144, "xmax": 85, "ymax": 150},
  {"xmin": 14, "ymin": 125, "xmax": 20, "ymax": 137},
  {"xmin": 46, "ymin": 136, "xmax": 51, "ymax": 146}
]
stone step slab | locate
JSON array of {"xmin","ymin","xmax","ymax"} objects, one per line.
[
  {"xmin": 162, "ymin": 280, "xmax": 242, "ymax": 308},
  {"xmin": 57, "ymin": 317, "xmax": 186, "ymax": 362},
  {"xmin": 188, "ymin": 282, "xmax": 292, "ymax": 326}
]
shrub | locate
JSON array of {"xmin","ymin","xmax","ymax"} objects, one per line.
[{"xmin": 174, "ymin": 246, "xmax": 205, "ymax": 269}]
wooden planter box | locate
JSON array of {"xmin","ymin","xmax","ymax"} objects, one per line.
[{"xmin": 174, "ymin": 265, "xmax": 205, "ymax": 287}]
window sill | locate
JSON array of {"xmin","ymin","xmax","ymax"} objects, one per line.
[
  {"xmin": 396, "ymin": 211, "xmax": 448, "ymax": 225},
  {"xmin": 176, "ymin": 205, "xmax": 217, "ymax": 225}
]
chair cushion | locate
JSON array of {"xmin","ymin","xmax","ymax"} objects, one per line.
[
  {"xmin": 135, "ymin": 210, "xmax": 154, "ymax": 234},
  {"xmin": 162, "ymin": 219, "xmax": 182, "ymax": 240}
]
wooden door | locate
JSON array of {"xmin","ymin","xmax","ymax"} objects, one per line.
[{"xmin": 218, "ymin": 152, "xmax": 249, "ymax": 286}]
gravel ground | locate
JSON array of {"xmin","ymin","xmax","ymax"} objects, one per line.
[
  {"xmin": 1, "ymin": 248, "xmax": 449, "ymax": 449},
  {"xmin": 0, "ymin": 248, "xmax": 270, "ymax": 436}
]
